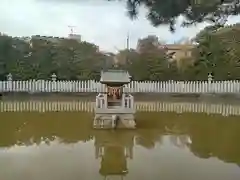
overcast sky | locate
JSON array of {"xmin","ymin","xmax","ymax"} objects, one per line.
[{"xmin": 0, "ymin": 0, "xmax": 239, "ymax": 52}]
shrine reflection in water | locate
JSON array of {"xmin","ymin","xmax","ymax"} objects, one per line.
[{"xmin": 0, "ymin": 111, "xmax": 240, "ymax": 180}]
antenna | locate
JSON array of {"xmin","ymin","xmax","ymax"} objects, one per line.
[{"xmin": 68, "ymin": 25, "xmax": 76, "ymax": 35}]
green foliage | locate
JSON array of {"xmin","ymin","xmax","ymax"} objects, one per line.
[
  {"xmin": 191, "ymin": 23, "xmax": 240, "ymax": 80},
  {"xmin": 122, "ymin": 36, "xmax": 180, "ymax": 81},
  {"xmin": 0, "ymin": 23, "xmax": 240, "ymax": 81},
  {"xmin": 40, "ymin": 1, "xmax": 239, "ymax": 31},
  {"xmin": 0, "ymin": 35, "xmax": 107, "ymax": 80},
  {"xmin": 109, "ymin": 0, "xmax": 239, "ymax": 31}
]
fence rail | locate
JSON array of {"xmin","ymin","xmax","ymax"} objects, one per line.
[
  {"xmin": 1, "ymin": 101, "xmax": 240, "ymax": 116},
  {"xmin": 1, "ymin": 79, "xmax": 240, "ymax": 94}
]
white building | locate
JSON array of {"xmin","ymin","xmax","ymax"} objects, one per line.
[{"xmin": 68, "ymin": 33, "xmax": 81, "ymax": 42}]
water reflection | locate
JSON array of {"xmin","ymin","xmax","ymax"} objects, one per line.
[
  {"xmin": 0, "ymin": 112, "xmax": 240, "ymax": 179},
  {"xmin": 94, "ymin": 131, "xmax": 134, "ymax": 178}
]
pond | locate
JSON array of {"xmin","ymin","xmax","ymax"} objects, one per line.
[{"xmin": 0, "ymin": 100, "xmax": 240, "ymax": 180}]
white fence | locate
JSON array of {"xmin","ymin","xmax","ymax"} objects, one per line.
[
  {"xmin": 1, "ymin": 101, "xmax": 240, "ymax": 116},
  {"xmin": 1, "ymin": 79, "xmax": 240, "ymax": 94}
]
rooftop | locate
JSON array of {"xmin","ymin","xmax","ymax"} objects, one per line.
[
  {"xmin": 159, "ymin": 44, "xmax": 195, "ymax": 50},
  {"xmin": 100, "ymin": 69, "xmax": 131, "ymax": 84}
]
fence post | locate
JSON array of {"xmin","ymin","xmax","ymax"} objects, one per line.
[
  {"xmin": 51, "ymin": 73, "xmax": 57, "ymax": 81},
  {"xmin": 208, "ymin": 73, "xmax": 213, "ymax": 93},
  {"xmin": 208, "ymin": 73, "xmax": 213, "ymax": 83},
  {"xmin": 51, "ymin": 73, "xmax": 57, "ymax": 92},
  {"xmin": 7, "ymin": 73, "xmax": 13, "ymax": 92}
]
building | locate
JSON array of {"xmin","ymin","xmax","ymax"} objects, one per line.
[
  {"xmin": 68, "ymin": 33, "xmax": 81, "ymax": 42},
  {"xmin": 159, "ymin": 44, "xmax": 195, "ymax": 61},
  {"xmin": 135, "ymin": 36, "xmax": 195, "ymax": 61}
]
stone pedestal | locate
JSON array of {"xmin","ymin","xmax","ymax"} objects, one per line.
[{"xmin": 93, "ymin": 114, "xmax": 136, "ymax": 129}]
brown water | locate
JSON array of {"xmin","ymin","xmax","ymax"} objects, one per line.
[{"xmin": 0, "ymin": 110, "xmax": 240, "ymax": 180}]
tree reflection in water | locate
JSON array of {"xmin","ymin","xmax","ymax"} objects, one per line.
[{"xmin": 1, "ymin": 111, "xmax": 240, "ymax": 172}]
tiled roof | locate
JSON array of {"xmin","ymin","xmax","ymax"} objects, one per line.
[{"xmin": 100, "ymin": 69, "xmax": 131, "ymax": 84}]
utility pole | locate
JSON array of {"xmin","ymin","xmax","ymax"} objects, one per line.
[
  {"xmin": 126, "ymin": 32, "xmax": 130, "ymax": 50},
  {"xmin": 126, "ymin": 32, "xmax": 130, "ymax": 66}
]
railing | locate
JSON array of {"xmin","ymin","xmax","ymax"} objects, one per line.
[
  {"xmin": 1, "ymin": 101, "xmax": 240, "ymax": 116},
  {"xmin": 124, "ymin": 95, "xmax": 134, "ymax": 109},
  {"xmin": 95, "ymin": 146, "xmax": 133, "ymax": 159},
  {"xmin": 1, "ymin": 79, "xmax": 240, "ymax": 94},
  {"xmin": 96, "ymin": 94, "xmax": 106, "ymax": 108}
]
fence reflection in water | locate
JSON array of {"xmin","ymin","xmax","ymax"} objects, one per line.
[{"xmin": 0, "ymin": 101, "xmax": 240, "ymax": 116}]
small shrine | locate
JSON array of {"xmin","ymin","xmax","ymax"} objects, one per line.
[
  {"xmin": 94, "ymin": 69, "xmax": 135, "ymax": 129},
  {"xmin": 94, "ymin": 131, "xmax": 134, "ymax": 179}
]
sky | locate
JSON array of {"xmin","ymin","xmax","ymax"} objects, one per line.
[{"xmin": 0, "ymin": 0, "xmax": 240, "ymax": 52}]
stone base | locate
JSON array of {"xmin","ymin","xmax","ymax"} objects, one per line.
[{"xmin": 93, "ymin": 114, "xmax": 136, "ymax": 129}]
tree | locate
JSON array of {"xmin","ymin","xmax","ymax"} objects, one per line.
[
  {"xmin": 27, "ymin": 37, "xmax": 55, "ymax": 79},
  {"xmin": 136, "ymin": 35, "xmax": 160, "ymax": 53},
  {"xmin": 120, "ymin": 35, "xmax": 180, "ymax": 81},
  {"xmin": 40, "ymin": 0, "xmax": 239, "ymax": 31},
  {"xmin": 191, "ymin": 23, "xmax": 240, "ymax": 80},
  {"xmin": 0, "ymin": 34, "xmax": 107, "ymax": 80},
  {"xmin": 109, "ymin": 0, "xmax": 240, "ymax": 31},
  {"xmin": 0, "ymin": 35, "xmax": 13, "ymax": 79},
  {"xmin": 1, "ymin": 23, "xmax": 240, "ymax": 81},
  {"xmin": 194, "ymin": 24, "xmax": 224, "ymax": 43}
]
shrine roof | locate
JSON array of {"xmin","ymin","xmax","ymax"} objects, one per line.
[{"xmin": 100, "ymin": 69, "xmax": 131, "ymax": 84}]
